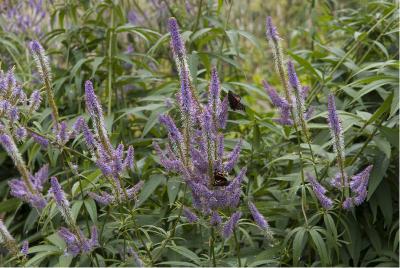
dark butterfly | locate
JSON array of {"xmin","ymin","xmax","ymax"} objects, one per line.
[
  {"xmin": 228, "ymin": 91, "xmax": 245, "ymax": 111},
  {"xmin": 213, "ymin": 171, "xmax": 230, "ymax": 187}
]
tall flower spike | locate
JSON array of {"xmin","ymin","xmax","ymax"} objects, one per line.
[
  {"xmin": 84, "ymin": 80, "xmax": 103, "ymax": 119},
  {"xmin": 222, "ymin": 211, "xmax": 242, "ymax": 239},
  {"xmin": 84, "ymin": 81, "xmax": 112, "ymax": 154},
  {"xmin": 266, "ymin": 16, "xmax": 279, "ymax": 42},
  {"xmin": 159, "ymin": 114, "xmax": 183, "ymax": 145},
  {"xmin": 218, "ymin": 95, "xmax": 228, "ymax": 129},
  {"xmin": 248, "ymin": 201, "xmax": 270, "ymax": 232},
  {"xmin": 30, "ymin": 132, "xmax": 49, "ymax": 148},
  {"xmin": 210, "ymin": 211, "xmax": 222, "ymax": 226},
  {"xmin": 0, "ymin": 132, "xmax": 36, "ymax": 192},
  {"xmin": 29, "ymin": 40, "xmax": 59, "ymax": 125},
  {"xmin": 263, "ymin": 80, "xmax": 293, "ymax": 125},
  {"xmin": 28, "ymin": 90, "xmax": 41, "ymax": 112},
  {"xmin": 287, "ymin": 61, "xmax": 301, "ymax": 91},
  {"xmin": 224, "ymin": 140, "xmax": 242, "ymax": 172},
  {"xmin": 306, "ymin": 173, "xmax": 333, "ymax": 209},
  {"xmin": 349, "ymin": 165, "xmax": 373, "ymax": 206},
  {"xmin": 327, "ymin": 94, "xmax": 345, "ymax": 161},
  {"xmin": 168, "ymin": 17, "xmax": 185, "ymax": 59},
  {"xmin": 58, "ymin": 226, "xmax": 97, "ymax": 256},
  {"xmin": 265, "ymin": 16, "xmax": 291, "ymax": 102},
  {"xmin": 183, "ymin": 207, "xmax": 198, "ymax": 223},
  {"xmin": 50, "ymin": 177, "xmax": 74, "ymax": 226},
  {"xmin": 209, "ymin": 67, "xmax": 221, "ymax": 110}
]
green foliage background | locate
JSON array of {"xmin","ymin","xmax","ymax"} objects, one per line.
[{"xmin": 0, "ymin": 0, "xmax": 398, "ymax": 266}]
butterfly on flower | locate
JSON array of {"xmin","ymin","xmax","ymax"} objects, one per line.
[
  {"xmin": 228, "ymin": 91, "xmax": 245, "ymax": 111},
  {"xmin": 213, "ymin": 171, "xmax": 230, "ymax": 187}
]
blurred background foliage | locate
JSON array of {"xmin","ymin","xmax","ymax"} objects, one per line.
[{"xmin": 0, "ymin": 0, "xmax": 398, "ymax": 266}]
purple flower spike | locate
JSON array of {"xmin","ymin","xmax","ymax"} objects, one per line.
[
  {"xmin": 266, "ymin": 16, "xmax": 279, "ymax": 42},
  {"xmin": 15, "ymin": 127, "xmax": 27, "ymax": 141},
  {"xmin": 30, "ymin": 133, "xmax": 48, "ymax": 148},
  {"xmin": 248, "ymin": 201, "xmax": 270, "ymax": 231},
  {"xmin": 350, "ymin": 165, "xmax": 373, "ymax": 192},
  {"xmin": 89, "ymin": 226, "xmax": 98, "ymax": 248},
  {"xmin": 183, "ymin": 207, "xmax": 198, "ymax": 223},
  {"xmin": 222, "ymin": 211, "xmax": 242, "ymax": 239},
  {"xmin": 159, "ymin": 114, "xmax": 183, "ymax": 144},
  {"xmin": 287, "ymin": 61, "xmax": 300, "ymax": 90},
  {"xmin": 327, "ymin": 95, "xmax": 342, "ymax": 137},
  {"xmin": 179, "ymin": 68, "xmax": 192, "ymax": 116},
  {"xmin": 58, "ymin": 226, "xmax": 97, "ymax": 256},
  {"xmin": 342, "ymin": 198, "xmax": 354, "ymax": 210},
  {"xmin": 274, "ymin": 105, "xmax": 293, "ymax": 125},
  {"xmin": 210, "ymin": 211, "xmax": 222, "ymax": 226},
  {"xmin": 327, "ymin": 94, "xmax": 345, "ymax": 160},
  {"xmin": 70, "ymin": 117, "xmax": 85, "ymax": 138},
  {"xmin": 8, "ymin": 106, "xmax": 19, "ymax": 122},
  {"xmin": 82, "ymin": 122, "xmax": 97, "ymax": 153},
  {"xmin": 29, "ymin": 90, "xmax": 41, "ymax": 111},
  {"xmin": 209, "ymin": 67, "xmax": 220, "ymax": 108},
  {"xmin": 218, "ymin": 96, "xmax": 228, "ymax": 129},
  {"xmin": 263, "ymin": 80, "xmax": 288, "ymax": 108},
  {"xmin": 124, "ymin": 146, "xmax": 135, "ymax": 170},
  {"xmin": 168, "ymin": 17, "xmax": 185, "ymax": 58},
  {"xmin": 89, "ymin": 192, "xmax": 114, "ymax": 205},
  {"xmin": 50, "ymin": 177, "xmax": 69, "ymax": 209},
  {"xmin": 306, "ymin": 173, "xmax": 333, "ymax": 209},
  {"xmin": 29, "ymin": 40, "xmax": 43, "ymax": 54},
  {"xmin": 56, "ymin": 121, "xmax": 69, "ymax": 144},
  {"xmin": 20, "ymin": 240, "xmax": 29, "ymax": 255},
  {"xmin": 224, "ymin": 140, "xmax": 242, "ymax": 172},
  {"xmin": 84, "ymin": 80, "xmax": 103, "ymax": 118},
  {"xmin": 32, "ymin": 164, "xmax": 49, "ymax": 191},
  {"xmin": 349, "ymin": 165, "xmax": 373, "ymax": 206}
]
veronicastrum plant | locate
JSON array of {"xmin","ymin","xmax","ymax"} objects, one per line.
[
  {"xmin": 152, "ymin": 17, "xmax": 272, "ymax": 266},
  {"xmin": 0, "ymin": 1, "xmax": 397, "ymax": 267}
]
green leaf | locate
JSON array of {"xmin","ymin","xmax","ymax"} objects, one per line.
[
  {"xmin": 167, "ymin": 177, "xmax": 181, "ymax": 205},
  {"xmin": 168, "ymin": 245, "xmax": 201, "ymax": 265},
  {"xmin": 84, "ymin": 199, "xmax": 98, "ymax": 224},
  {"xmin": 71, "ymin": 200, "xmax": 83, "ymax": 222},
  {"xmin": 368, "ymin": 153, "xmax": 389, "ymax": 199},
  {"xmin": 292, "ymin": 227, "xmax": 307, "ymax": 266},
  {"xmin": 0, "ymin": 198, "xmax": 21, "ymax": 213},
  {"xmin": 365, "ymin": 93, "xmax": 393, "ymax": 125},
  {"xmin": 288, "ymin": 51, "xmax": 322, "ymax": 79},
  {"xmin": 379, "ymin": 126, "xmax": 399, "ymax": 149},
  {"xmin": 309, "ymin": 228, "xmax": 329, "ymax": 266},
  {"xmin": 137, "ymin": 174, "xmax": 165, "ymax": 206}
]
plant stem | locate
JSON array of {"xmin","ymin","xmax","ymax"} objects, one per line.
[
  {"xmin": 210, "ymin": 227, "xmax": 216, "ymax": 267},
  {"xmin": 233, "ymin": 230, "xmax": 241, "ymax": 267},
  {"xmin": 107, "ymin": 5, "xmax": 114, "ymax": 116}
]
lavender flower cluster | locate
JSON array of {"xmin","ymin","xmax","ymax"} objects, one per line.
[
  {"xmin": 51, "ymin": 177, "xmax": 98, "ymax": 256},
  {"xmin": 264, "ymin": 18, "xmax": 373, "ymax": 211},
  {"xmin": 264, "ymin": 18, "xmax": 313, "ymax": 126},
  {"xmin": 0, "ymin": 0, "xmax": 47, "ymax": 37},
  {"xmin": 0, "ymin": 67, "xmax": 49, "ymax": 209},
  {"xmin": 82, "ymin": 81, "xmax": 142, "ymax": 205},
  {"xmin": 0, "ymin": 40, "xmax": 142, "ymax": 259},
  {"xmin": 153, "ymin": 17, "xmax": 271, "ymax": 238}
]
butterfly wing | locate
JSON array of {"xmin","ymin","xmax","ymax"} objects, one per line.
[
  {"xmin": 213, "ymin": 172, "xmax": 230, "ymax": 187},
  {"xmin": 228, "ymin": 91, "xmax": 245, "ymax": 111}
]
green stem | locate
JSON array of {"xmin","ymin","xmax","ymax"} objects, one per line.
[
  {"xmin": 233, "ymin": 230, "xmax": 241, "ymax": 267},
  {"xmin": 107, "ymin": 6, "xmax": 114, "ymax": 116},
  {"xmin": 210, "ymin": 227, "xmax": 216, "ymax": 267}
]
